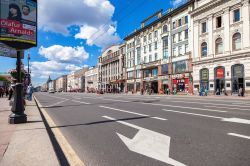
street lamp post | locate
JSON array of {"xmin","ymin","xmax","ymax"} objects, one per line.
[{"xmin": 9, "ymin": 51, "xmax": 27, "ymax": 124}]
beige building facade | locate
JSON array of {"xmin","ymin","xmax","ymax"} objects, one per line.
[
  {"xmin": 191, "ymin": 0, "xmax": 250, "ymax": 95},
  {"xmin": 55, "ymin": 75, "xmax": 67, "ymax": 92},
  {"xmin": 85, "ymin": 66, "xmax": 98, "ymax": 92}
]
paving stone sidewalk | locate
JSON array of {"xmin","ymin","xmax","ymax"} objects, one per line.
[{"xmin": 0, "ymin": 98, "xmax": 60, "ymax": 166}]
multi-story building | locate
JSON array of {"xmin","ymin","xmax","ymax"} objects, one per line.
[
  {"xmin": 191, "ymin": 0, "xmax": 250, "ymax": 95},
  {"xmin": 55, "ymin": 75, "xmax": 67, "ymax": 92},
  {"xmin": 85, "ymin": 66, "xmax": 98, "ymax": 92},
  {"xmin": 98, "ymin": 44, "xmax": 125, "ymax": 92},
  {"xmin": 124, "ymin": 2, "xmax": 193, "ymax": 94},
  {"xmin": 67, "ymin": 68, "xmax": 88, "ymax": 92}
]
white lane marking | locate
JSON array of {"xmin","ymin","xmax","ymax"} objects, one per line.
[
  {"xmin": 41, "ymin": 93, "xmax": 69, "ymax": 100},
  {"xmin": 169, "ymin": 100, "xmax": 250, "ymax": 108},
  {"xmin": 205, "ymin": 105, "xmax": 250, "ymax": 111},
  {"xmin": 227, "ymin": 133, "xmax": 250, "ymax": 140},
  {"xmin": 73, "ymin": 97, "xmax": 81, "ymax": 100},
  {"xmin": 102, "ymin": 116, "xmax": 186, "ymax": 166},
  {"xmin": 162, "ymin": 109, "xmax": 223, "ymax": 119},
  {"xmin": 143, "ymin": 103, "xmax": 227, "ymax": 113},
  {"xmin": 82, "ymin": 96, "xmax": 130, "ymax": 103},
  {"xmin": 151, "ymin": 117, "xmax": 167, "ymax": 121},
  {"xmin": 222, "ymin": 118, "xmax": 250, "ymax": 125},
  {"xmin": 99, "ymin": 106, "xmax": 167, "ymax": 121},
  {"xmin": 162, "ymin": 109, "xmax": 250, "ymax": 125},
  {"xmin": 43, "ymin": 99, "xmax": 69, "ymax": 108},
  {"xmin": 71, "ymin": 100, "xmax": 90, "ymax": 105}
]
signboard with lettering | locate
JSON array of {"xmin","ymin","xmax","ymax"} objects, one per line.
[
  {"xmin": 201, "ymin": 69, "xmax": 209, "ymax": 80},
  {"xmin": 233, "ymin": 65, "xmax": 243, "ymax": 78},
  {"xmin": 216, "ymin": 68, "xmax": 224, "ymax": 78},
  {"xmin": 0, "ymin": 0, "xmax": 37, "ymax": 49}
]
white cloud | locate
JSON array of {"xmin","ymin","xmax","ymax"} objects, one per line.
[
  {"xmin": 39, "ymin": 45, "xmax": 89, "ymax": 64},
  {"xmin": 38, "ymin": 0, "xmax": 114, "ymax": 35},
  {"xmin": 75, "ymin": 24, "xmax": 121, "ymax": 48}
]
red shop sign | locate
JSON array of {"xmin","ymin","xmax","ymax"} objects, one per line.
[{"xmin": 216, "ymin": 68, "xmax": 224, "ymax": 78}]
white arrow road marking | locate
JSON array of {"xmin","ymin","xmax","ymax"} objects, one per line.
[
  {"xmin": 102, "ymin": 115, "xmax": 186, "ymax": 166},
  {"xmin": 99, "ymin": 106, "xmax": 167, "ymax": 121},
  {"xmin": 228, "ymin": 133, "xmax": 250, "ymax": 140},
  {"xmin": 162, "ymin": 109, "xmax": 250, "ymax": 125}
]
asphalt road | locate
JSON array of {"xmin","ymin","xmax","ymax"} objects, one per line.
[{"xmin": 34, "ymin": 92, "xmax": 250, "ymax": 166}]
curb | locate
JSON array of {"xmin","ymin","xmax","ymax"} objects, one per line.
[{"xmin": 34, "ymin": 96, "xmax": 85, "ymax": 166}]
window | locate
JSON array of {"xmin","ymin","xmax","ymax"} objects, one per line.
[
  {"xmin": 163, "ymin": 25, "xmax": 168, "ymax": 33},
  {"xmin": 136, "ymin": 38, "xmax": 140, "ymax": 45},
  {"xmin": 178, "ymin": 46, "xmax": 182, "ymax": 55},
  {"xmin": 173, "ymin": 34, "xmax": 176, "ymax": 43},
  {"xmin": 143, "ymin": 36, "xmax": 147, "ymax": 42},
  {"xmin": 215, "ymin": 38, "xmax": 223, "ymax": 54},
  {"xmin": 232, "ymin": 33, "xmax": 241, "ymax": 50},
  {"xmin": 163, "ymin": 36, "xmax": 168, "ymax": 48},
  {"xmin": 162, "ymin": 64, "xmax": 168, "ymax": 75},
  {"xmin": 144, "ymin": 70, "xmax": 150, "ymax": 77},
  {"xmin": 148, "ymin": 33, "xmax": 152, "ymax": 40},
  {"xmin": 154, "ymin": 30, "xmax": 158, "ymax": 38},
  {"xmin": 234, "ymin": 9, "xmax": 240, "ymax": 22},
  {"xmin": 127, "ymin": 71, "xmax": 133, "ymax": 79},
  {"xmin": 201, "ymin": 42, "xmax": 207, "ymax": 57},
  {"xmin": 185, "ymin": 44, "xmax": 188, "ymax": 53},
  {"xmin": 173, "ymin": 47, "xmax": 177, "ymax": 57},
  {"xmin": 178, "ymin": 19, "xmax": 182, "ymax": 27},
  {"xmin": 216, "ymin": 16, "xmax": 222, "ymax": 28},
  {"xmin": 144, "ymin": 56, "xmax": 147, "ymax": 63},
  {"xmin": 149, "ymin": 55, "xmax": 152, "ymax": 62},
  {"xmin": 185, "ymin": 29, "xmax": 188, "ymax": 39},
  {"xmin": 154, "ymin": 53, "xmax": 158, "ymax": 61},
  {"xmin": 178, "ymin": 32, "xmax": 182, "ymax": 41},
  {"xmin": 154, "ymin": 42, "xmax": 157, "ymax": 50},
  {"xmin": 149, "ymin": 44, "xmax": 152, "ymax": 52},
  {"xmin": 202, "ymin": 22, "xmax": 207, "ymax": 33},
  {"xmin": 163, "ymin": 49, "xmax": 168, "ymax": 59},
  {"xmin": 185, "ymin": 16, "xmax": 188, "ymax": 24},
  {"xmin": 152, "ymin": 69, "xmax": 158, "ymax": 76},
  {"xmin": 144, "ymin": 46, "xmax": 146, "ymax": 53},
  {"xmin": 173, "ymin": 22, "xmax": 176, "ymax": 29}
]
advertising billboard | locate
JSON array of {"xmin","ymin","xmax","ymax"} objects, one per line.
[
  {"xmin": 0, "ymin": 0, "xmax": 37, "ymax": 49},
  {"xmin": 0, "ymin": 41, "xmax": 23, "ymax": 58}
]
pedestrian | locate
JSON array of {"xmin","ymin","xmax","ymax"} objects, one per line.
[
  {"xmin": 26, "ymin": 83, "xmax": 33, "ymax": 101},
  {"xmin": 8, "ymin": 85, "xmax": 14, "ymax": 100},
  {"xmin": 0, "ymin": 87, "xmax": 3, "ymax": 98},
  {"xmin": 5, "ymin": 87, "xmax": 9, "ymax": 97},
  {"xmin": 239, "ymin": 87, "xmax": 244, "ymax": 97}
]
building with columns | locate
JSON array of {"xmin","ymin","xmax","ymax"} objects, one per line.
[
  {"xmin": 124, "ymin": 2, "xmax": 194, "ymax": 94},
  {"xmin": 98, "ymin": 44, "xmax": 125, "ymax": 92},
  {"xmin": 191, "ymin": 0, "xmax": 250, "ymax": 95}
]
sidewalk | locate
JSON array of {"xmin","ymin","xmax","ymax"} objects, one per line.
[{"xmin": 0, "ymin": 98, "xmax": 60, "ymax": 166}]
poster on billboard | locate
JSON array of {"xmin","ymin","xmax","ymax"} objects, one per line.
[
  {"xmin": 0, "ymin": 0, "xmax": 37, "ymax": 49},
  {"xmin": 0, "ymin": 41, "xmax": 23, "ymax": 58}
]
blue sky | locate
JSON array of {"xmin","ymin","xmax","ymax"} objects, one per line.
[{"xmin": 0, "ymin": 0, "xmax": 185, "ymax": 86}]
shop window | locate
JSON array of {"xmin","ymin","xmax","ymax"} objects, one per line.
[
  {"xmin": 185, "ymin": 16, "xmax": 188, "ymax": 24},
  {"xmin": 162, "ymin": 64, "xmax": 168, "ymax": 75},
  {"xmin": 144, "ymin": 70, "xmax": 150, "ymax": 77},
  {"xmin": 152, "ymin": 68, "xmax": 158, "ymax": 76},
  {"xmin": 173, "ymin": 60, "xmax": 187, "ymax": 74},
  {"xmin": 232, "ymin": 33, "xmax": 241, "ymax": 50},
  {"xmin": 201, "ymin": 42, "xmax": 208, "ymax": 57},
  {"xmin": 215, "ymin": 38, "xmax": 223, "ymax": 54}
]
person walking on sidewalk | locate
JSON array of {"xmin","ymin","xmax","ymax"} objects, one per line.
[
  {"xmin": 0, "ymin": 87, "xmax": 4, "ymax": 98},
  {"xmin": 239, "ymin": 87, "xmax": 244, "ymax": 97},
  {"xmin": 26, "ymin": 84, "xmax": 33, "ymax": 101}
]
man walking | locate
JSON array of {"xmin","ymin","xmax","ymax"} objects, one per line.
[{"xmin": 26, "ymin": 84, "xmax": 33, "ymax": 101}]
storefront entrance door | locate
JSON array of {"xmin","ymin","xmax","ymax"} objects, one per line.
[
  {"xmin": 215, "ymin": 79, "xmax": 225, "ymax": 95},
  {"xmin": 232, "ymin": 64, "xmax": 244, "ymax": 94}
]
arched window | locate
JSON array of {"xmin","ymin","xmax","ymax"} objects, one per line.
[
  {"xmin": 232, "ymin": 33, "xmax": 241, "ymax": 50},
  {"xmin": 163, "ymin": 25, "xmax": 168, "ymax": 33},
  {"xmin": 215, "ymin": 38, "xmax": 223, "ymax": 54},
  {"xmin": 201, "ymin": 42, "xmax": 207, "ymax": 57}
]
